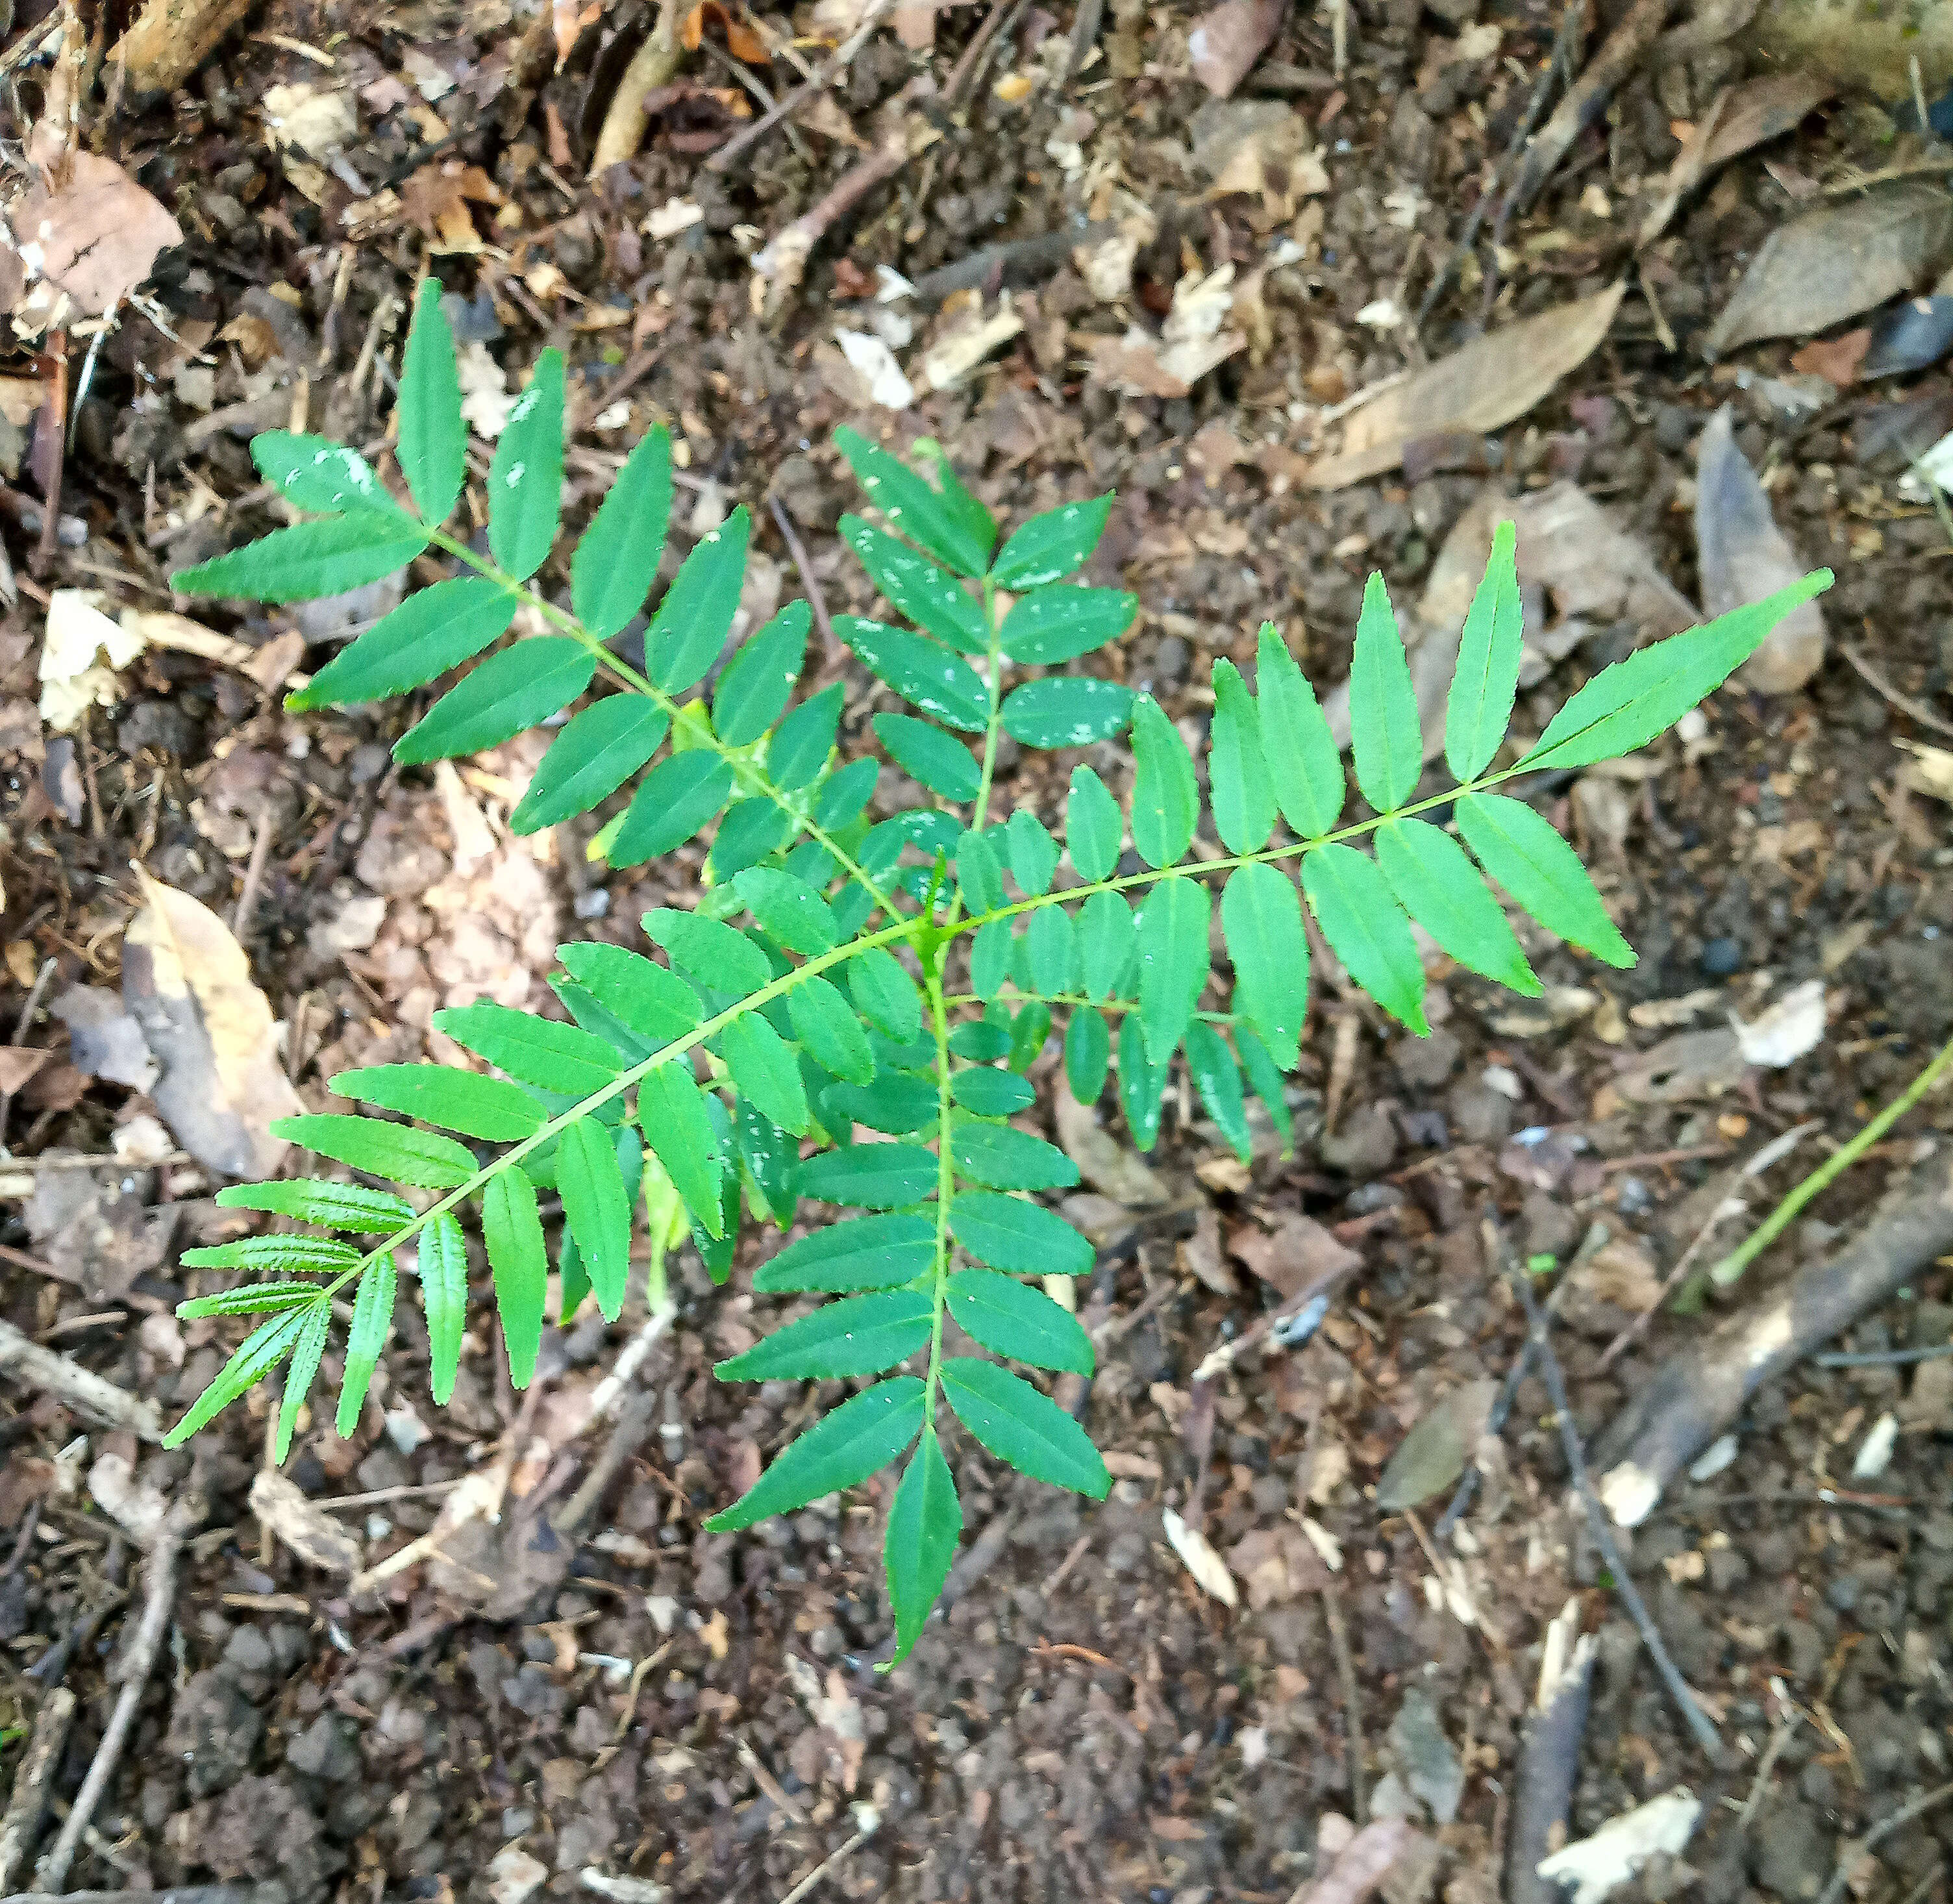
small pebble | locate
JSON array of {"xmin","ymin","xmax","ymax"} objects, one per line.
[
  {"xmin": 574, "ymin": 886, "xmax": 612, "ymax": 920},
  {"xmin": 1702, "ymin": 936, "xmax": 1743, "ymax": 975}
]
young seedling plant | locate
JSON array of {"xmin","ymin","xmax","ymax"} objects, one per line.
[{"xmin": 165, "ymin": 281, "xmax": 1831, "ymax": 1662}]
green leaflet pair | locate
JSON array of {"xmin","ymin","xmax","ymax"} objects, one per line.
[{"xmin": 164, "ymin": 274, "xmax": 1832, "ymax": 1660}]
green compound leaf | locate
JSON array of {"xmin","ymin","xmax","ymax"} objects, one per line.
[
  {"xmin": 164, "ymin": 1307, "xmax": 308, "ymax": 1447},
  {"xmin": 173, "ymin": 515, "xmax": 429, "ymax": 604},
  {"xmin": 1210, "ymin": 658, "xmax": 1275, "ymax": 854},
  {"xmin": 1376, "ymin": 816, "xmax": 1539, "ymax": 995},
  {"xmin": 997, "ymin": 584, "xmax": 1134, "ymax": 664},
  {"xmin": 1128, "ymin": 694, "xmax": 1199, "ymax": 870},
  {"xmin": 330, "ymin": 1063, "xmax": 544, "ymax": 1142},
  {"xmin": 337, "ymin": 1257, "xmax": 397, "ymax": 1436},
  {"xmin": 714, "ymin": 599, "xmax": 810, "ymax": 744},
  {"xmin": 754, "ymin": 1212, "xmax": 938, "ymax": 1292},
  {"xmin": 177, "ymin": 1283, "xmax": 327, "ymax": 1320},
  {"xmin": 734, "ymin": 868, "xmax": 838, "ymax": 955},
  {"xmin": 989, "ymin": 493, "xmax": 1112, "ymax": 589},
  {"xmin": 795, "ymin": 1143, "xmax": 939, "ymax": 1209},
  {"xmin": 573, "ymin": 424, "xmax": 673, "ymax": 638},
  {"xmin": 951, "ymin": 1120, "xmax": 1079, "ymax": 1191},
  {"xmin": 610, "ymin": 753, "xmax": 734, "ymax": 865},
  {"xmin": 1221, "ymin": 863, "xmax": 1308, "ymax": 1070},
  {"xmin": 947, "ymin": 1269, "xmax": 1093, "ymax": 1374},
  {"xmin": 252, "ymin": 434, "xmax": 404, "ymax": 520},
  {"xmin": 1445, "ymin": 519, "xmax": 1523, "ymax": 783},
  {"xmin": 940, "ymin": 1358, "xmax": 1110, "ymax": 1496},
  {"xmin": 1522, "ymin": 570, "xmax": 1834, "ymax": 771},
  {"xmin": 1136, "ymin": 875, "xmax": 1211, "ymax": 1064},
  {"xmin": 274, "ymin": 1299, "xmax": 330, "ymax": 1460},
  {"xmin": 643, "ymin": 908, "xmax": 774, "ymax": 996},
  {"xmin": 287, "ymin": 577, "xmax": 516, "ymax": 712},
  {"xmin": 768, "ymin": 683, "xmax": 842, "ymax": 790},
  {"xmin": 1000, "ymin": 678, "xmax": 1134, "ymax": 748},
  {"xmin": 179, "ymin": 1235, "xmax": 358, "ymax": 1273},
  {"xmin": 556, "ymin": 942, "xmax": 701, "ymax": 1044},
  {"xmin": 394, "ymin": 638, "xmax": 594, "ymax": 764},
  {"xmin": 841, "ymin": 513, "xmax": 988, "ymax": 654},
  {"xmin": 704, "ymin": 1376, "xmax": 927, "ymax": 1531},
  {"xmin": 483, "ymin": 1168, "xmax": 547, "ymax": 1388},
  {"xmin": 838, "ymin": 616, "xmax": 988, "ymax": 731},
  {"xmin": 1349, "ymin": 571, "xmax": 1422, "ymax": 814},
  {"xmin": 1186, "ymin": 1021, "xmax": 1251, "ymax": 1162},
  {"xmin": 556, "ymin": 1118, "xmax": 633, "ymax": 1320},
  {"xmin": 636, "ymin": 1066, "xmax": 725, "ymax": 1237},
  {"xmin": 1236, "ymin": 1025, "xmax": 1294, "ymax": 1151},
  {"xmin": 876, "ymin": 713, "xmax": 980, "ymax": 801},
  {"xmin": 851, "ymin": 948, "xmax": 923, "ymax": 1043},
  {"xmin": 1256, "ymin": 622, "xmax": 1345, "ymax": 838},
  {"xmin": 1005, "ymin": 811, "xmax": 1060, "ymax": 897},
  {"xmin": 216, "ymin": 1179, "xmax": 415, "ymax": 1233},
  {"xmin": 1301, "ymin": 842, "xmax": 1428, "ymax": 1034},
  {"xmin": 645, "ymin": 507, "xmax": 753, "ymax": 694},
  {"xmin": 720, "ymin": 1012, "xmax": 810, "ymax": 1135},
  {"xmin": 398, "ymin": 279, "xmax": 466, "ymax": 525},
  {"xmin": 715, "ymin": 1289, "xmax": 934, "ymax": 1381},
  {"xmin": 789, "ymin": 975, "xmax": 875, "ymax": 1086},
  {"xmin": 885, "ymin": 1425, "xmax": 960, "ymax": 1664},
  {"xmin": 1065, "ymin": 765, "xmax": 1122, "ymax": 881},
  {"xmin": 488, "ymin": 349, "xmax": 565, "ymax": 581},
  {"xmin": 512, "ymin": 697, "xmax": 669, "ymax": 833},
  {"xmin": 1454, "ymin": 791, "xmax": 1636, "ymax": 968},
  {"xmin": 837, "ymin": 427, "xmax": 991, "ymax": 577},
  {"xmin": 419, "ymin": 1210, "xmax": 469, "ymax": 1407},
  {"xmin": 956, "ymin": 829, "xmax": 1004, "ymax": 912},
  {"xmin": 434, "ymin": 999, "xmax": 623, "ymax": 1095},
  {"xmin": 827, "ymin": 1069, "xmax": 941, "ymax": 1136},
  {"xmin": 949, "ymin": 1191, "xmax": 1091, "ymax": 1276},
  {"xmin": 1119, "ymin": 1003, "xmax": 1167, "ymax": 1150},
  {"xmin": 1077, "ymin": 890, "xmax": 1135, "ymax": 1002},
  {"xmin": 1025, "ymin": 904, "xmax": 1076, "ymax": 997},
  {"xmin": 1065, "ymin": 1005, "xmax": 1110, "ymax": 1102},
  {"xmin": 269, "ymin": 1113, "xmax": 475, "ymax": 1188}
]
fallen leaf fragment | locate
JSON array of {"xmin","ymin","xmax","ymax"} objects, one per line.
[
  {"xmin": 1636, "ymin": 73, "xmax": 1834, "ymax": 249},
  {"xmin": 1694, "ymin": 406, "xmax": 1826, "ymax": 693},
  {"xmin": 1535, "ymin": 1790, "xmax": 1700, "ymax": 1904},
  {"xmin": 1375, "ymin": 1378, "xmax": 1497, "ymax": 1512},
  {"xmin": 39, "ymin": 590, "xmax": 145, "ymax": 732},
  {"xmin": 1732, "ymin": 977, "xmax": 1826, "ymax": 1068},
  {"xmin": 0, "ymin": 153, "xmax": 184, "ymax": 334},
  {"xmin": 1188, "ymin": 0, "xmax": 1284, "ymax": 98},
  {"xmin": 1309, "ymin": 282, "xmax": 1624, "ymax": 488},
  {"xmin": 1705, "ymin": 182, "xmax": 1953, "ymax": 358},
  {"xmin": 121, "ymin": 871, "xmax": 303, "ymax": 1179},
  {"xmin": 1163, "ymin": 1506, "xmax": 1238, "ymax": 1607},
  {"xmin": 250, "ymin": 1469, "xmax": 360, "ymax": 1574},
  {"xmin": 1291, "ymin": 1817, "xmax": 1415, "ymax": 1904}
]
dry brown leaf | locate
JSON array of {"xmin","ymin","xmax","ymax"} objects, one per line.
[
  {"xmin": 1375, "ymin": 1378, "xmax": 1497, "ymax": 1511},
  {"xmin": 1613, "ymin": 1028, "xmax": 1746, "ymax": 1105},
  {"xmin": 1188, "ymin": 0, "xmax": 1284, "ymax": 98},
  {"xmin": 1163, "ymin": 1507, "xmax": 1238, "ymax": 1607},
  {"xmin": 1789, "ymin": 327, "xmax": 1869, "ymax": 386},
  {"xmin": 0, "ymin": 153, "xmax": 182, "ymax": 334},
  {"xmin": 1226, "ymin": 1213, "xmax": 1358, "ymax": 1299},
  {"xmin": 1695, "ymin": 406, "xmax": 1826, "ymax": 693},
  {"xmin": 1570, "ymin": 1235, "xmax": 1663, "ymax": 1313},
  {"xmin": 250, "ymin": 1470, "xmax": 361, "ymax": 1575},
  {"xmin": 1636, "ymin": 73, "xmax": 1834, "ymax": 250},
  {"xmin": 120, "ymin": 870, "xmax": 303, "ymax": 1179},
  {"xmin": 399, "ymin": 162, "xmax": 503, "ymax": 255},
  {"xmin": 1705, "ymin": 182, "xmax": 1953, "ymax": 358},
  {"xmin": 1054, "ymin": 1077, "xmax": 1169, "ymax": 1206},
  {"xmin": 1308, "ymin": 282, "xmax": 1624, "ymax": 489},
  {"xmin": 0, "ymin": 1047, "xmax": 49, "ymax": 1095}
]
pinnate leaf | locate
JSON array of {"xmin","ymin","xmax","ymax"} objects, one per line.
[
  {"xmin": 990, "ymin": 494, "xmax": 1112, "ymax": 588},
  {"xmin": 482, "ymin": 1168, "xmax": 547, "ymax": 1387},
  {"xmin": 330, "ymin": 1063, "xmax": 543, "ymax": 1142},
  {"xmin": 1128, "ymin": 695, "xmax": 1198, "ymax": 870},
  {"xmin": 573, "ymin": 424, "xmax": 673, "ymax": 637},
  {"xmin": 715, "ymin": 1290, "xmax": 934, "ymax": 1380},
  {"xmin": 337, "ymin": 1258, "xmax": 396, "ymax": 1436},
  {"xmin": 940, "ymin": 1359, "xmax": 1110, "ymax": 1496},
  {"xmin": 886, "ymin": 1426, "xmax": 960, "ymax": 1664},
  {"xmin": 394, "ymin": 638, "xmax": 593, "ymax": 764},
  {"xmin": 1256, "ymin": 623, "xmax": 1344, "ymax": 837},
  {"xmin": 947, "ymin": 1269, "xmax": 1093, "ymax": 1373},
  {"xmin": 269, "ymin": 1113, "xmax": 476, "ymax": 1188},
  {"xmin": 512, "ymin": 698, "xmax": 669, "ymax": 833},
  {"xmin": 419, "ymin": 1211, "xmax": 469, "ymax": 1406},
  {"xmin": 217, "ymin": 1179, "xmax": 414, "ymax": 1233},
  {"xmin": 488, "ymin": 349, "xmax": 565, "ymax": 581},
  {"xmin": 398, "ymin": 279, "xmax": 466, "ymax": 524},
  {"xmin": 1445, "ymin": 520, "xmax": 1523, "ymax": 782},
  {"xmin": 287, "ymin": 577, "xmax": 516, "ymax": 712},
  {"xmin": 1376, "ymin": 816, "xmax": 1539, "ymax": 994},
  {"xmin": 174, "ymin": 516, "xmax": 428, "ymax": 604},
  {"xmin": 704, "ymin": 1375, "xmax": 927, "ymax": 1530}
]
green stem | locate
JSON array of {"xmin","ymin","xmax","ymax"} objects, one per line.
[
  {"xmin": 969, "ymin": 575, "xmax": 1006, "ymax": 840},
  {"xmin": 421, "ymin": 525, "xmax": 899, "ymax": 927},
  {"xmin": 1706, "ymin": 1029, "xmax": 1953, "ymax": 1288},
  {"xmin": 923, "ymin": 957, "xmax": 956, "ymax": 1429}
]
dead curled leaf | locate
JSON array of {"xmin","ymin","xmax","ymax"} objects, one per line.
[
  {"xmin": 0, "ymin": 153, "xmax": 183, "ymax": 333},
  {"xmin": 1704, "ymin": 182, "xmax": 1953, "ymax": 358},
  {"xmin": 250, "ymin": 1469, "xmax": 361, "ymax": 1575},
  {"xmin": 1308, "ymin": 282, "xmax": 1625, "ymax": 489},
  {"xmin": 1694, "ymin": 405, "xmax": 1826, "ymax": 694},
  {"xmin": 120, "ymin": 871, "xmax": 303, "ymax": 1179},
  {"xmin": 1188, "ymin": 0, "xmax": 1284, "ymax": 99},
  {"xmin": 1163, "ymin": 1506, "xmax": 1238, "ymax": 1607},
  {"xmin": 1375, "ymin": 1378, "xmax": 1498, "ymax": 1512}
]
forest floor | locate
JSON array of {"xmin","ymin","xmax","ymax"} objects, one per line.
[{"xmin": 0, "ymin": 0, "xmax": 1950, "ymax": 1901}]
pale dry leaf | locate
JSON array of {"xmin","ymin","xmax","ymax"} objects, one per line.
[
  {"xmin": 921, "ymin": 301, "xmax": 1023, "ymax": 392},
  {"xmin": 0, "ymin": 1047, "xmax": 49, "ymax": 1094},
  {"xmin": 1731, "ymin": 977, "xmax": 1826, "ymax": 1068},
  {"xmin": 1163, "ymin": 1505, "xmax": 1238, "ymax": 1607},
  {"xmin": 1705, "ymin": 182, "xmax": 1953, "ymax": 358},
  {"xmin": 40, "ymin": 588, "xmax": 145, "ymax": 732},
  {"xmin": 1375, "ymin": 1378, "xmax": 1498, "ymax": 1512},
  {"xmin": 1188, "ymin": 0, "xmax": 1284, "ymax": 98},
  {"xmin": 1612, "ymin": 1028, "xmax": 1746, "ymax": 1105},
  {"xmin": 1636, "ymin": 73, "xmax": 1834, "ymax": 250},
  {"xmin": 1694, "ymin": 406, "xmax": 1826, "ymax": 692},
  {"xmin": 1899, "ymin": 740, "xmax": 1953, "ymax": 803},
  {"xmin": 1054, "ymin": 1077, "xmax": 1169, "ymax": 1205},
  {"xmin": 249, "ymin": 1468, "xmax": 361, "ymax": 1574},
  {"xmin": 1, "ymin": 153, "xmax": 183, "ymax": 333},
  {"xmin": 121, "ymin": 870, "xmax": 303, "ymax": 1178},
  {"xmin": 1308, "ymin": 282, "xmax": 1626, "ymax": 489},
  {"xmin": 1535, "ymin": 1791, "xmax": 1700, "ymax": 1904},
  {"xmin": 1569, "ymin": 1235, "xmax": 1663, "ymax": 1314},
  {"xmin": 262, "ymin": 82, "xmax": 360, "ymax": 158}
]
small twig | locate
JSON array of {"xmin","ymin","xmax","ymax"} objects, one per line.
[
  {"xmin": 1816, "ymin": 1783, "xmax": 1953, "ymax": 1904},
  {"xmin": 1507, "ymin": 1603, "xmax": 1595, "ymax": 1904},
  {"xmin": 767, "ymin": 494, "xmax": 840, "ymax": 668},
  {"xmin": 36, "ymin": 1494, "xmax": 203, "ymax": 1891},
  {"xmin": 1320, "ymin": 1581, "xmax": 1368, "ymax": 1823},
  {"xmin": 230, "ymin": 805, "xmax": 275, "ymax": 936},
  {"xmin": 1815, "ymin": 1341, "xmax": 1953, "ymax": 1368},
  {"xmin": 736, "ymin": 1735, "xmax": 810, "ymax": 1824},
  {"xmin": 32, "ymin": 334, "xmax": 67, "ymax": 581},
  {"xmin": 553, "ymin": 1384, "xmax": 656, "ymax": 1534},
  {"xmin": 1737, "ymin": 1709, "xmax": 1798, "ymax": 1831},
  {"xmin": 1839, "ymin": 640, "xmax": 1953, "ymax": 741},
  {"xmin": 0, "ymin": 1688, "xmax": 75, "ymax": 1890},
  {"xmin": 592, "ymin": 0, "xmax": 688, "ymax": 173},
  {"xmin": 942, "ymin": 0, "xmax": 1026, "ymax": 108},
  {"xmin": 314, "ymin": 1478, "xmax": 464, "ymax": 1512},
  {"xmin": 773, "ymin": 1825, "xmax": 875, "ymax": 1904},
  {"xmin": 706, "ymin": 0, "xmax": 899, "ymax": 174},
  {"xmin": 1501, "ymin": 1228, "xmax": 1727, "ymax": 1766},
  {"xmin": 0, "ymin": 1320, "xmax": 164, "ymax": 1442},
  {"xmin": 1708, "ymin": 1031, "xmax": 1953, "ymax": 1289},
  {"xmin": 695, "ymin": 35, "xmax": 812, "ymax": 164}
]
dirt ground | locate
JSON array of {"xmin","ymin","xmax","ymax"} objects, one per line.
[{"xmin": 0, "ymin": 0, "xmax": 1951, "ymax": 1901}]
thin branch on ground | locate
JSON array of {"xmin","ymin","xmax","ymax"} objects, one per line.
[
  {"xmin": 0, "ymin": 1320, "xmax": 164, "ymax": 1441},
  {"xmin": 768, "ymin": 493, "xmax": 840, "ymax": 667},
  {"xmin": 704, "ymin": 0, "xmax": 899, "ymax": 175},
  {"xmin": 591, "ymin": 0, "xmax": 688, "ymax": 173},
  {"xmin": 1708, "ymin": 1031, "xmax": 1953, "ymax": 1289},
  {"xmin": 1507, "ymin": 1603, "xmax": 1595, "ymax": 1904},
  {"xmin": 1320, "ymin": 1580, "xmax": 1369, "ymax": 1823},
  {"xmin": 0, "ymin": 1687, "xmax": 74, "ymax": 1891},
  {"xmin": 1497, "ymin": 1222, "xmax": 1728, "ymax": 1766},
  {"xmin": 36, "ymin": 1492, "xmax": 204, "ymax": 1891},
  {"xmin": 1839, "ymin": 641, "xmax": 1953, "ymax": 740},
  {"xmin": 773, "ymin": 1824, "xmax": 877, "ymax": 1904},
  {"xmin": 230, "ymin": 804, "xmax": 275, "ymax": 936},
  {"xmin": 1815, "ymin": 1783, "xmax": 1953, "ymax": 1904}
]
